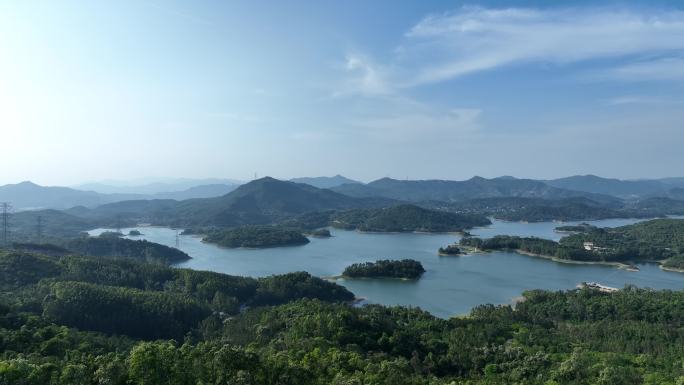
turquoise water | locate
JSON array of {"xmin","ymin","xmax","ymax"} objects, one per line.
[{"xmin": 89, "ymin": 218, "xmax": 684, "ymax": 318}]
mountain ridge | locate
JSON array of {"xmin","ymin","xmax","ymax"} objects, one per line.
[{"xmin": 331, "ymin": 176, "xmax": 622, "ymax": 204}]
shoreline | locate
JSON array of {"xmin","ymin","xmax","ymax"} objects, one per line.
[
  {"xmin": 438, "ymin": 252, "xmax": 462, "ymax": 257},
  {"xmin": 325, "ymin": 275, "xmax": 419, "ymax": 282},
  {"xmin": 350, "ymin": 228, "xmax": 468, "ymax": 235},
  {"xmin": 513, "ymin": 249, "xmax": 634, "ymax": 270},
  {"xmin": 661, "ymin": 265, "xmax": 684, "ymax": 274},
  {"xmin": 466, "ymin": 247, "xmax": 652, "ymax": 271},
  {"xmin": 506, "ymin": 249, "xmax": 684, "ymax": 274}
]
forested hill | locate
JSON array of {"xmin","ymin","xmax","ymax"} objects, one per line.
[
  {"xmin": 69, "ymin": 177, "xmax": 395, "ymax": 227},
  {"xmin": 331, "ymin": 204, "xmax": 491, "ymax": 232}
]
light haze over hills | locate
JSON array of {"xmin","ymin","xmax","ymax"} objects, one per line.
[{"xmin": 4, "ymin": 174, "xmax": 684, "ymax": 211}]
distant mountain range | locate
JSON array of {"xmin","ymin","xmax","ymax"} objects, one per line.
[
  {"xmin": 9, "ymin": 174, "xmax": 684, "ymax": 240},
  {"xmin": 72, "ymin": 178, "xmax": 243, "ymax": 194},
  {"xmin": 4, "ymin": 174, "xmax": 684, "ymax": 214},
  {"xmin": 330, "ymin": 176, "xmax": 622, "ymax": 205},
  {"xmin": 544, "ymin": 175, "xmax": 673, "ymax": 198},
  {"xmin": 0, "ymin": 181, "xmax": 239, "ymax": 210},
  {"xmin": 289, "ymin": 175, "xmax": 361, "ymax": 189}
]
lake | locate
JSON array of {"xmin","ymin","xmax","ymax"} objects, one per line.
[{"xmin": 89, "ymin": 217, "xmax": 684, "ymax": 318}]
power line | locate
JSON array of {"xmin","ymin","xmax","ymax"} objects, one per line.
[{"xmin": 1, "ymin": 203, "xmax": 11, "ymax": 247}]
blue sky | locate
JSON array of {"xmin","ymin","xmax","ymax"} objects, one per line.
[{"xmin": 1, "ymin": 0, "xmax": 683, "ymax": 185}]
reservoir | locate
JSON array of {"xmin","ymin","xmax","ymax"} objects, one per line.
[{"xmin": 89, "ymin": 217, "xmax": 684, "ymax": 318}]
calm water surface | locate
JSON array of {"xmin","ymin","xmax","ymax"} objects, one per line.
[{"xmin": 89, "ymin": 218, "xmax": 684, "ymax": 318}]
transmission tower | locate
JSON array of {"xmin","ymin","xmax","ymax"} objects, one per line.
[
  {"xmin": 1, "ymin": 203, "xmax": 11, "ymax": 247},
  {"xmin": 36, "ymin": 215, "xmax": 43, "ymax": 244},
  {"xmin": 175, "ymin": 229, "xmax": 180, "ymax": 248}
]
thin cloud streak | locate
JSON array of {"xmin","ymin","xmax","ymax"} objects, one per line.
[
  {"xmin": 405, "ymin": 6, "xmax": 684, "ymax": 85},
  {"xmin": 338, "ymin": 6, "xmax": 684, "ymax": 92},
  {"xmin": 605, "ymin": 57, "xmax": 684, "ymax": 81}
]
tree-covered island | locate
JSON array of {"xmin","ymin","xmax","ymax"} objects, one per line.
[
  {"xmin": 203, "ymin": 225, "xmax": 310, "ymax": 248},
  {"xmin": 438, "ymin": 244, "xmax": 462, "ymax": 256},
  {"xmin": 342, "ymin": 259, "xmax": 426, "ymax": 279}
]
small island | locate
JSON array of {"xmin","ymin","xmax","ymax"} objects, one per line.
[
  {"xmin": 128, "ymin": 230, "xmax": 142, "ymax": 236},
  {"xmin": 203, "ymin": 225, "xmax": 310, "ymax": 248},
  {"xmin": 342, "ymin": 259, "xmax": 425, "ymax": 279},
  {"xmin": 99, "ymin": 231, "xmax": 123, "ymax": 238},
  {"xmin": 438, "ymin": 244, "xmax": 462, "ymax": 256}
]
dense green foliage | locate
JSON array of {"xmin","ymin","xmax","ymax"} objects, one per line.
[
  {"xmin": 3, "ymin": 274, "xmax": 684, "ymax": 384},
  {"xmin": 64, "ymin": 235, "xmax": 192, "ymax": 264},
  {"xmin": 438, "ymin": 244, "xmax": 462, "ymax": 255},
  {"xmin": 495, "ymin": 203, "xmax": 625, "ymax": 222},
  {"xmin": 555, "ymin": 223, "xmax": 597, "ymax": 233},
  {"xmin": 277, "ymin": 210, "xmax": 335, "ymax": 231},
  {"xmin": 461, "ymin": 219, "xmax": 684, "ymax": 265},
  {"xmin": 343, "ymin": 259, "xmax": 425, "ymax": 279},
  {"xmin": 332, "ymin": 204, "xmax": 490, "ymax": 232},
  {"xmin": 203, "ymin": 225, "xmax": 310, "ymax": 248},
  {"xmin": 305, "ymin": 228, "xmax": 331, "ymax": 237},
  {"xmin": 0, "ymin": 251, "xmax": 353, "ymax": 341},
  {"xmin": 0, "ymin": 247, "xmax": 684, "ymax": 383},
  {"xmin": 253, "ymin": 271, "xmax": 354, "ymax": 305},
  {"xmin": 424, "ymin": 196, "xmax": 684, "ymax": 222},
  {"xmin": 559, "ymin": 219, "xmax": 684, "ymax": 262},
  {"xmin": 663, "ymin": 255, "xmax": 684, "ymax": 270},
  {"xmin": 43, "ymin": 281, "xmax": 211, "ymax": 340},
  {"xmin": 9, "ymin": 209, "xmax": 96, "ymax": 240},
  {"xmin": 459, "ymin": 235, "xmax": 577, "ymax": 258}
]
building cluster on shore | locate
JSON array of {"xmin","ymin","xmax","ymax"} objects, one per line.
[{"xmin": 578, "ymin": 282, "xmax": 619, "ymax": 293}]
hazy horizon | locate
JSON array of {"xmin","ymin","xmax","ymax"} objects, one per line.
[
  {"xmin": 2, "ymin": 173, "xmax": 684, "ymax": 190},
  {"xmin": 2, "ymin": 0, "xmax": 684, "ymax": 185}
]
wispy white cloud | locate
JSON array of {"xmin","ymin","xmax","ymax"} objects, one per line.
[
  {"xmin": 404, "ymin": 6, "xmax": 684, "ymax": 85},
  {"xmin": 603, "ymin": 57, "xmax": 684, "ymax": 81},
  {"xmin": 605, "ymin": 95, "xmax": 684, "ymax": 105},
  {"xmin": 337, "ymin": 6, "xmax": 684, "ymax": 92},
  {"xmin": 333, "ymin": 53, "xmax": 393, "ymax": 96}
]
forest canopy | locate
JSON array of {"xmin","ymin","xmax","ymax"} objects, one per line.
[{"xmin": 342, "ymin": 259, "xmax": 426, "ymax": 279}]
